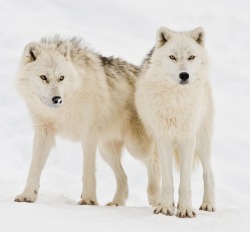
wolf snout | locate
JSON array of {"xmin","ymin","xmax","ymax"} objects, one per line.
[
  {"xmin": 52, "ymin": 96, "xmax": 63, "ymax": 106},
  {"xmin": 179, "ymin": 72, "xmax": 189, "ymax": 82}
]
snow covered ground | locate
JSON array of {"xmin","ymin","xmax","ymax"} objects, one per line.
[{"xmin": 0, "ymin": 0, "xmax": 250, "ymax": 231}]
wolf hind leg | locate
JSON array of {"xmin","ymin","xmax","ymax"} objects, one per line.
[
  {"xmin": 99, "ymin": 141, "xmax": 128, "ymax": 206},
  {"xmin": 144, "ymin": 153, "xmax": 161, "ymax": 207},
  {"xmin": 124, "ymin": 131, "xmax": 161, "ymax": 207}
]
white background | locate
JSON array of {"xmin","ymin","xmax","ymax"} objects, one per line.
[{"xmin": 0, "ymin": 0, "xmax": 250, "ymax": 231}]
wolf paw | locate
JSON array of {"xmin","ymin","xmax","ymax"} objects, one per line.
[
  {"xmin": 14, "ymin": 191, "xmax": 37, "ymax": 203},
  {"xmin": 199, "ymin": 202, "xmax": 216, "ymax": 212},
  {"xmin": 176, "ymin": 207, "xmax": 196, "ymax": 218},
  {"xmin": 154, "ymin": 204, "xmax": 175, "ymax": 216},
  {"xmin": 78, "ymin": 198, "xmax": 98, "ymax": 206},
  {"xmin": 106, "ymin": 201, "xmax": 123, "ymax": 206}
]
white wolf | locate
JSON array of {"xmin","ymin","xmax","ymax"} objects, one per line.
[
  {"xmin": 136, "ymin": 27, "xmax": 215, "ymax": 217},
  {"xmin": 15, "ymin": 36, "xmax": 160, "ymax": 206}
]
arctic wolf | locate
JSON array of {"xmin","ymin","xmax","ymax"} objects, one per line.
[
  {"xmin": 136, "ymin": 27, "xmax": 215, "ymax": 217},
  {"xmin": 15, "ymin": 36, "xmax": 160, "ymax": 206}
]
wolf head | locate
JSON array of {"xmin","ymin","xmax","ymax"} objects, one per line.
[
  {"xmin": 17, "ymin": 39, "xmax": 79, "ymax": 108},
  {"xmin": 150, "ymin": 27, "xmax": 209, "ymax": 85}
]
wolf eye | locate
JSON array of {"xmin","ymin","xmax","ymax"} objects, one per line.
[
  {"xmin": 169, "ymin": 55, "xmax": 176, "ymax": 60},
  {"xmin": 40, "ymin": 75, "xmax": 47, "ymax": 81},
  {"xmin": 188, "ymin": 55, "xmax": 195, "ymax": 60},
  {"xmin": 59, "ymin": 76, "xmax": 64, "ymax": 81}
]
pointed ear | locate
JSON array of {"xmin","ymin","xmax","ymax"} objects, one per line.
[
  {"xmin": 190, "ymin": 27, "xmax": 205, "ymax": 46},
  {"xmin": 156, "ymin": 27, "xmax": 172, "ymax": 47},
  {"xmin": 58, "ymin": 41, "xmax": 70, "ymax": 60},
  {"xmin": 23, "ymin": 42, "xmax": 40, "ymax": 63}
]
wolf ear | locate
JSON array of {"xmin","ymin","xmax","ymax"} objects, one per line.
[
  {"xmin": 58, "ymin": 41, "xmax": 71, "ymax": 60},
  {"xmin": 191, "ymin": 27, "xmax": 205, "ymax": 46},
  {"xmin": 156, "ymin": 27, "xmax": 172, "ymax": 47},
  {"xmin": 24, "ymin": 42, "xmax": 40, "ymax": 63}
]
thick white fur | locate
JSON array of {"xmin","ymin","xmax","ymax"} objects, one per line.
[
  {"xmin": 136, "ymin": 27, "xmax": 215, "ymax": 217},
  {"xmin": 15, "ymin": 37, "xmax": 160, "ymax": 206}
]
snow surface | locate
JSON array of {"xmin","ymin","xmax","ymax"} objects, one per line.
[{"xmin": 0, "ymin": 0, "xmax": 250, "ymax": 231}]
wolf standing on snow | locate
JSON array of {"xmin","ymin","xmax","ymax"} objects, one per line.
[
  {"xmin": 136, "ymin": 27, "xmax": 215, "ymax": 217},
  {"xmin": 15, "ymin": 37, "xmax": 160, "ymax": 206}
]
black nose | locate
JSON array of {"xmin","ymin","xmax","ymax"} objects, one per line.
[
  {"xmin": 52, "ymin": 96, "xmax": 62, "ymax": 105},
  {"xmin": 179, "ymin": 72, "xmax": 189, "ymax": 81}
]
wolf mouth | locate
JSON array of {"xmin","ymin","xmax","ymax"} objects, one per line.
[{"xmin": 180, "ymin": 80, "xmax": 189, "ymax": 85}]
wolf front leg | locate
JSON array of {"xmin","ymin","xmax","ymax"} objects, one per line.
[
  {"xmin": 15, "ymin": 127, "xmax": 55, "ymax": 203},
  {"xmin": 196, "ymin": 130, "xmax": 216, "ymax": 212},
  {"xmin": 78, "ymin": 137, "xmax": 98, "ymax": 205},
  {"xmin": 154, "ymin": 139, "xmax": 175, "ymax": 216},
  {"xmin": 176, "ymin": 137, "xmax": 196, "ymax": 218}
]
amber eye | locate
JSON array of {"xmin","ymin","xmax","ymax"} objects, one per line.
[
  {"xmin": 59, "ymin": 76, "xmax": 64, "ymax": 81},
  {"xmin": 40, "ymin": 75, "xmax": 47, "ymax": 81},
  {"xmin": 169, "ymin": 55, "xmax": 176, "ymax": 60},
  {"xmin": 188, "ymin": 55, "xmax": 195, "ymax": 60}
]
